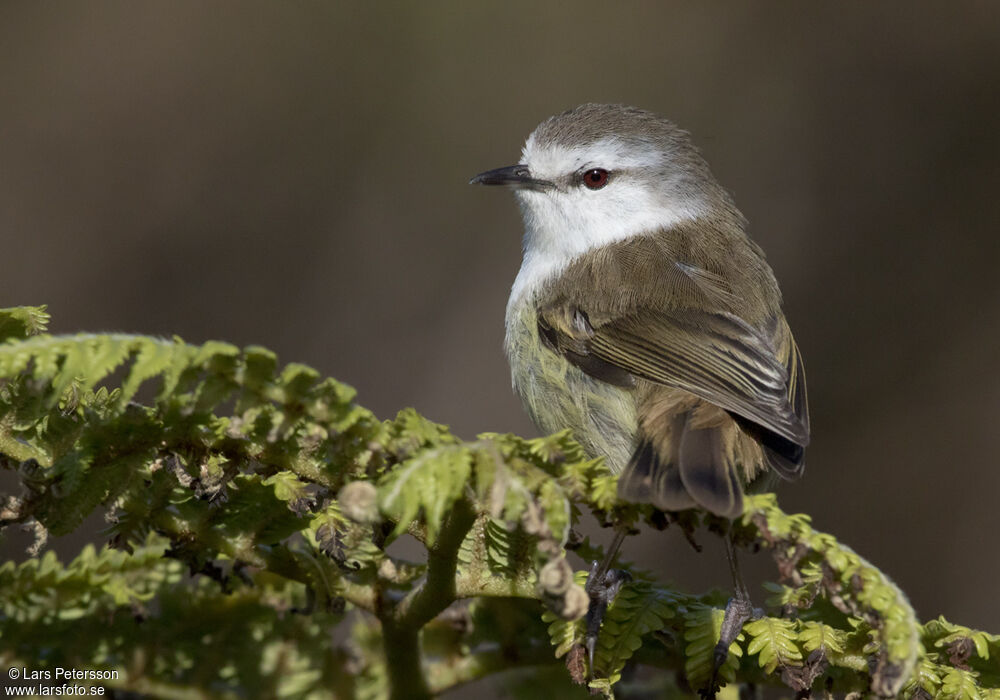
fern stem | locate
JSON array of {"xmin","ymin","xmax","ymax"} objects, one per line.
[
  {"xmin": 454, "ymin": 567, "xmax": 538, "ymax": 600},
  {"xmin": 378, "ymin": 497, "xmax": 477, "ymax": 699},
  {"xmin": 394, "ymin": 497, "xmax": 476, "ymax": 628},
  {"xmin": 379, "ymin": 620, "xmax": 430, "ymax": 700}
]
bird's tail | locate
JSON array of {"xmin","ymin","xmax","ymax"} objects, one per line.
[{"xmin": 617, "ymin": 410, "xmax": 745, "ymax": 519}]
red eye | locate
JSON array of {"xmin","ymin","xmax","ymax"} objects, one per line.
[{"xmin": 582, "ymin": 168, "xmax": 609, "ymax": 190}]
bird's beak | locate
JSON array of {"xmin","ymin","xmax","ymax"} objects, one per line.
[{"xmin": 469, "ymin": 164, "xmax": 554, "ymax": 191}]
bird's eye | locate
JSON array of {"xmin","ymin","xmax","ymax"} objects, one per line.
[{"xmin": 581, "ymin": 168, "xmax": 609, "ymax": 190}]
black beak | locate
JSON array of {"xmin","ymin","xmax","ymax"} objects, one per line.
[{"xmin": 469, "ymin": 164, "xmax": 554, "ymax": 191}]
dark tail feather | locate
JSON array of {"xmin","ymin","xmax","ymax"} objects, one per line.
[
  {"xmin": 764, "ymin": 446, "xmax": 805, "ymax": 481},
  {"xmin": 729, "ymin": 413, "xmax": 805, "ymax": 481},
  {"xmin": 618, "ymin": 411, "xmax": 744, "ymax": 517},
  {"xmin": 676, "ymin": 420, "xmax": 743, "ymax": 519},
  {"xmin": 618, "ymin": 439, "xmax": 696, "ymax": 511},
  {"xmin": 618, "ymin": 414, "xmax": 696, "ymax": 512}
]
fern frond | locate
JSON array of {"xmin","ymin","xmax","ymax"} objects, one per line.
[
  {"xmin": 744, "ymin": 616, "xmax": 803, "ymax": 674},
  {"xmin": 683, "ymin": 604, "xmax": 743, "ymax": 690},
  {"xmin": 0, "ymin": 305, "xmax": 50, "ymax": 341},
  {"xmin": 744, "ymin": 493, "xmax": 921, "ymax": 696},
  {"xmin": 378, "ymin": 444, "xmax": 472, "ymax": 543},
  {"xmin": 798, "ymin": 620, "xmax": 848, "ymax": 658},
  {"xmin": 1, "ymin": 308, "xmax": 997, "ymax": 699},
  {"xmin": 941, "ymin": 666, "xmax": 983, "ymax": 700},
  {"xmin": 592, "ymin": 578, "xmax": 677, "ymax": 685}
]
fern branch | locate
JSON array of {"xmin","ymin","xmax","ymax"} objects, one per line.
[
  {"xmin": 0, "ymin": 310, "xmax": 997, "ymax": 699},
  {"xmin": 393, "ymin": 497, "xmax": 477, "ymax": 628},
  {"xmin": 379, "ymin": 498, "xmax": 477, "ymax": 700}
]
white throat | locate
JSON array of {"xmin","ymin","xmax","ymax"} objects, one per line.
[
  {"xmin": 505, "ymin": 187, "xmax": 704, "ymax": 317},
  {"xmin": 503, "ymin": 133, "xmax": 715, "ymax": 319}
]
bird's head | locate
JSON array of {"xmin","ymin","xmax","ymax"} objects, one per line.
[{"xmin": 471, "ymin": 104, "xmax": 737, "ymax": 263}]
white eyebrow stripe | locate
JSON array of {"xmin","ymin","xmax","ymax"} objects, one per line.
[{"xmin": 522, "ymin": 137, "xmax": 666, "ymax": 180}]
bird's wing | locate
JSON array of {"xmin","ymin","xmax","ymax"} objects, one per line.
[{"xmin": 537, "ymin": 303, "xmax": 810, "ymax": 448}]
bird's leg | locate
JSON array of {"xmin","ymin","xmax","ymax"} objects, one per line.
[
  {"xmin": 708, "ymin": 529, "xmax": 761, "ymax": 694},
  {"xmin": 584, "ymin": 527, "xmax": 631, "ymax": 675}
]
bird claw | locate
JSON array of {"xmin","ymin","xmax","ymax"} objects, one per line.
[
  {"xmin": 706, "ymin": 592, "xmax": 755, "ymax": 696},
  {"xmin": 584, "ymin": 560, "xmax": 632, "ymax": 676}
]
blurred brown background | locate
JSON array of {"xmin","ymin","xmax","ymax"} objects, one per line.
[{"xmin": 2, "ymin": 0, "xmax": 999, "ymax": 682}]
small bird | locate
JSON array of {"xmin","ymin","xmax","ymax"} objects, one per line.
[{"xmin": 471, "ymin": 104, "xmax": 810, "ymax": 685}]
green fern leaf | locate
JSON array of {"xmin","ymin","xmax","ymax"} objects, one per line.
[
  {"xmin": 941, "ymin": 666, "xmax": 983, "ymax": 700},
  {"xmin": 482, "ymin": 517, "xmax": 533, "ymax": 577},
  {"xmin": 118, "ymin": 336, "xmax": 180, "ymax": 403},
  {"xmin": 763, "ymin": 581, "xmax": 811, "ymax": 610},
  {"xmin": 683, "ymin": 604, "xmax": 742, "ymax": 690},
  {"xmin": 377, "ymin": 444, "xmax": 472, "ymax": 543},
  {"xmin": 745, "ymin": 616, "xmax": 803, "ymax": 674},
  {"xmin": 589, "ymin": 474, "xmax": 619, "ymax": 512},
  {"xmin": 928, "ymin": 616, "xmax": 997, "ymax": 663},
  {"xmin": 527, "ymin": 429, "xmax": 584, "ymax": 466},
  {"xmin": 798, "ymin": 620, "xmax": 846, "ymax": 657},
  {"xmin": 391, "ymin": 408, "xmax": 458, "ymax": 453},
  {"xmin": 902, "ymin": 654, "xmax": 945, "ymax": 698},
  {"xmin": 0, "ymin": 305, "xmax": 50, "ymax": 340},
  {"xmin": 537, "ymin": 479, "xmax": 570, "ymax": 544},
  {"xmin": 212, "ymin": 474, "xmax": 308, "ymax": 545},
  {"xmin": 543, "ymin": 610, "xmax": 585, "ymax": 659},
  {"xmin": 263, "ymin": 471, "xmax": 314, "ymax": 515},
  {"xmin": 542, "ymin": 570, "xmax": 589, "ymax": 658},
  {"xmin": 593, "ymin": 580, "xmax": 676, "ymax": 685},
  {"xmin": 240, "ymin": 345, "xmax": 279, "ymax": 390}
]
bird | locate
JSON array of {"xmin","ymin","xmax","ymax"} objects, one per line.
[{"xmin": 470, "ymin": 103, "xmax": 810, "ymax": 688}]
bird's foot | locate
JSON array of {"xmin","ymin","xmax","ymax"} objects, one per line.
[
  {"xmin": 703, "ymin": 592, "xmax": 761, "ymax": 698},
  {"xmin": 584, "ymin": 560, "xmax": 632, "ymax": 676}
]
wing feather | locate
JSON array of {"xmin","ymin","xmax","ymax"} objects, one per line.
[{"xmin": 540, "ymin": 305, "xmax": 809, "ymax": 447}]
